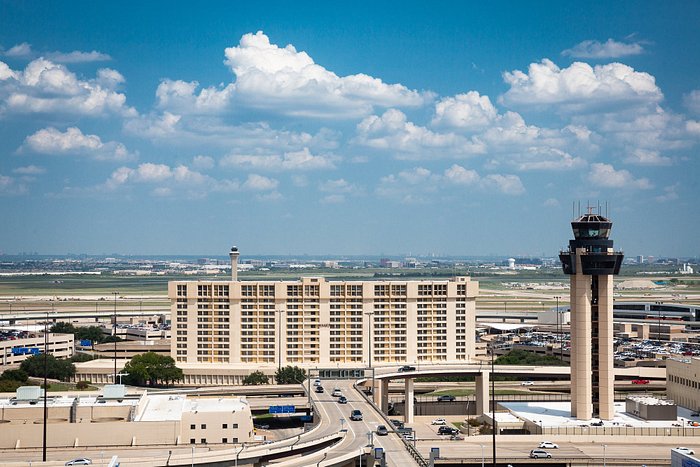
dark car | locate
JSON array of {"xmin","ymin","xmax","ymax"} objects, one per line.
[
  {"xmin": 338, "ymin": 396, "xmax": 348, "ymax": 404},
  {"xmin": 350, "ymin": 409, "xmax": 363, "ymax": 421},
  {"xmin": 437, "ymin": 426, "xmax": 458, "ymax": 436},
  {"xmin": 315, "ymin": 385, "xmax": 324, "ymax": 393},
  {"xmin": 376, "ymin": 425, "xmax": 389, "ymax": 436},
  {"xmin": 437, "ymin": 395, "xmax": 456, "ymax": 402},
  {"xmin": 398, "ymin": 365, "xmax": 416, "ymax": 372},
  {"xmin": 591, "ymin": 420, "xmax": 604, "ymax": 426},
  {"xmin": 390, "ymin": 419, "xmax": 404, "ymax": 429}
]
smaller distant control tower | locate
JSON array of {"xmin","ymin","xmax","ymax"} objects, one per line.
[
  {"xmin": 560, "ymin": 209, "xmax": 624, "ymax": 420},
  {"xmin": 229, "ymin": 246, "xmax": 240, "ymax": 281}
]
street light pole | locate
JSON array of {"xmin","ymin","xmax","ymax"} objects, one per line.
[
  {"xmin": 112, "ymin": 291, "xmax": 119, "ymax": 382},
  {"xmin": 491, "ymin": 342, "xmax": 496, "ymax": 467},
  {"xmin": 42, "ymin": 308, "xmax": 49, "ymax": 462}
]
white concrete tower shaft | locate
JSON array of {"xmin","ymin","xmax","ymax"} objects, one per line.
[{"xmin": 229, "ymin": 246, "xmax": 240, "ymax": 281}]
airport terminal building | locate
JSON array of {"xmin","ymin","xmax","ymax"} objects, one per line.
[{"xmin": 167, "ymin": 275, "xmax": 478, "ymax": 374}]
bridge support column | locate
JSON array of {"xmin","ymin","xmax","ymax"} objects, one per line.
[
  {"xmin": 374, "ymin": 379, "xmax": 389, "ymax": 413},
  {"xmin": 404, "ymin": 378, "xmax": 414, "ymax": 423},
  {"xmin": 475, "ymin": 371, "xmax": 489, "ymax": 416}
]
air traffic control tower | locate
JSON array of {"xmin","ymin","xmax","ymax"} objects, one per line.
[{"xmin": 560, "ymin": 211, "xmax": 624, "ymax": 420}]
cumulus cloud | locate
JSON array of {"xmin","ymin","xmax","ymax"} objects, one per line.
[
  {"xmin": 623, "ymin": 149, "xmax": 672, "ymax": 166},
  {"xmin": 12, "ymin": 165, "xmax": 45, "ymax": 175},
  {"xmin": 242, "ymin": 174, "xmax": 278, "ymax": 191},
  {"xmin": 684, "ymin": 90, "xmax": 700, "ymax": 115},
  {"xmin": 500, "ymin": 59, "xmax": 661, "ymax": 111},
  {"xmin": 192, "ymin": 155, "xmax": 215, "ymax": 170},
  {"xmin": 5, "ymin": 43, "xmax": 32, "ymax": 57},
  {"xmin": 503, "ymin": 147, "xmax": 587, "ymax": 171},
  {"xmin": 377, "ymin": 165, "xmax": 524, "ymax": 202},
  {"xmin": 221, "ymin": 147, "xmax": 337, "ymax": 171},
  {"xmin": 562, "ymin": 39, "xmax": 645, "ymax": 59},
  {"xmin": 155, "ymin": 79, "xmax": 235, "ymax": 114},
  {"xmin": 0, "ymin": 173, "xmax": 28, "ymax": 195},
  {"xmin": 0, "ymin": 58, "xmax": 135, "ymax": 116},
  {"xmin": 655, "ymin": 183, "xmax": 679, "ymax": 202},
  {"xmin": 587, "ymin": 163, "xmax": 652, "ymax": 189},
  {"xmin": 22, "ymin": 127, "xmax": 137, "ymax": 161},
  {"xmin": 431, "ymin": 91, "xmax": 498, "ymax": 130},
  {"xmin": 356, "ymin": 108, "xmax": 484, "ymax": 157}
]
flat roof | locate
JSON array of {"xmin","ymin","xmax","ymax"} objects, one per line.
[{"xmin": 136, "ymin": 395, "xmax": 248, "ymax": 422}]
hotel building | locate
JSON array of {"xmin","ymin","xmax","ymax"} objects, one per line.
[{"xmin": 167, "ymin": 274, "xmax": 478, "ymax": 374}]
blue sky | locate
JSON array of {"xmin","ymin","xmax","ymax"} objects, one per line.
[{"xmin": 1, "ymin": 1, "xmax": 699, "ymax": 257}]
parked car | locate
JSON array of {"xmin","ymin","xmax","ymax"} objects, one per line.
[
  {"xmin": 539, "ymin": 441, "xmax": 559, "ymax": 449},
  {"xmin": 431, "ymin": 418, "xmax": 447, "ymax": 425},
  {"xmin": 338, "ymin": 396, "xmax": 348, "ymax": 404},
  {"xmin": 65, "ymin": 460, "xmax": 92, "ymax": 466},
  {"xmin": 313, "ymin": 379, "xmax": 322, "ymax": 386},
  {"xmin": 632, "ymin": 379, "xmax": 650, "ymax": 384},
  {"xmin": 530, "ymin": 449, "xmax": 552, "ymax": 459},
  {"xmin": 521, "ymin": 380, "xmax": 534, "ymax": 386},
  {"xmin": 437, "ymin": 395, "xmax": 456, "ymax": 402},
  {"xmin": 315, "ymin": 385, "xmax": 324, "ymax": 393},
  {"xmin": 398, "ymin": 365, "xmax": 416, "ymax": 372},
  {"xmin": 331, "ymin": 389, "xmax": 342, "ymax": 397},
  {"xmin": 675, "ymin": 447, "xmax": 696, "ymax": 455},
  {"xmin": 350, "ymin": 409, "xmax": 363, "ymax": 421},
  {"xmin": 691, "ymin": 412, "xmax": 700, "ymax": 417},
  {"xmin": 376, "ymin": 425, "xmax": 389, "ymax": 436},
  {"xmin": 437, "ymin": 426, "xmax": 458, "ymax": 436},
  {"xmin": 402, "ymin": 432, "xmax": 415, "ymax": 441},
  {"xmin": 591, "ymin": 420, "xmax": 604, "ymax": 426}
]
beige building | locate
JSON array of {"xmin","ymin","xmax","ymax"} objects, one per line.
[
  {"xmin": 168, "ymin": 275, "xmax": 478, "ymax": 372},
  {"xmin": 667, "ymin": 357, "xmax": 700, "ymax": 412},
  {"xmin": 1, "ymin": 332, "xmax": 74, "ymax": 368},
  {"xmin": 0, "ymin": 385, "xmax": 253, "ymax": 449}
]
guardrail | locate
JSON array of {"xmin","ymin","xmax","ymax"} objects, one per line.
[
  {"xmin": 436, "ymin": 457, "xmax": 668, "ymax": 466},
  {"xmin": 352, "ymin": 381, "xmax": 428, "ymax": 467}
]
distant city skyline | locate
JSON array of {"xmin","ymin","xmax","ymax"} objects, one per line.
[{"xmin": 1, "ymin": 2, "xmax": 699, "ymax": 257}]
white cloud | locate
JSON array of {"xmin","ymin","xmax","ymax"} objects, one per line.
[
  {"xmin": 481, "ymin": 174, "xmax": 525, "ymax": 195},
  {"xmin": 242, "ymin": 174, "xmax": 278, "ymax": 191},
  {"xmin": 543, "ymin": 198, "xmax": 560, "ymax": 207},
  {"xmin": 124, "ymin": 112, "xmax": 182, "ymax": 139},
  {"xmin": 0, "ymin": 173, "xmax": 27, "ymax": 195},
  {"xmin": 655, "ymin": 183, "xmax": 679, "ymax": 202},
  {"xmin": 46, "ymin": 50, "xmax": 111, "ymax": 63},
  {"xmin": 443, "ymin": 164, "xmax": 479, "ymax": 185},
  {"xmin": 0, "ymin": 61, "xmax": 18, "ymax": 80},
  {"xmin": 22, "ymin": 127, "xmax": 137, "ymax": 161},
  {"xmin": 155, "ymin": 79, "xmax": 235, "ymax": 114},
  {"xmin": 587, "ymin": 163, "xmax": 652, "ymax": 189},
  {"xmin": 623, "ymin": 149, "xmax": 672, "ymax": 166},
  {"xmin": 356, "ymin": 109, "xmax": 484, "ymax": 157},
  {"xmin": 0, "ymin": 58, "xmax": 135, "ymax": 116},
  {"xmin": 320, "ymin": 194, "xmax": 345, "ymax": 204},
  {"xmin": 221, "ymin": 148, "xmax": 337, "ymax": 171},
  {"xmin": 5, "ymin": 43, "xmax": 32, "ymax": 57},
  {"xmin": 684, "ymin": 90, "xmax": 700, "ymax": 115},
  {"xmin": 319, "ymin": 178, "xmax": 361, "ymax": 196},
  {"xmin": 12, "ymin": 165, "xmax": 45, "ymax": 175},
  {"xmin": 431, "ymin": 91, "xmax": 498, "ymax": 129},
  {"xmin": 221, "ymin": 31, "xmax": 430, "ymax": 118},
  {"xmin": 562, "ymin": 39, "xmax": 645, "ymax": 59},
  {"xmin": 192, "ymin": 155, "xmax": 215, "ymax": 170},
  {"xmin": 501, "ymin": 59, "xmax": 661, "ymax": 111},
  {"xmin": 504, "ymin": 147, "xmax": 587, "ymax": 171}
]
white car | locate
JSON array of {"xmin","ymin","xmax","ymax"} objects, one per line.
[
  {"xmin": 539, "ymin": 441, "xmax": 559, "ymax": 449},
  {"xmin": 521, "ymin": 380, "xmax": 534, "ymax": 386},
  {"xmin": 431, "ymin": 418, "xmax": 447, "ymax": 425},
  {"xmin": 331, "ymin": 389, "xmax": 342, "ymax": 397},
  {"xmin": 65, "ymin": 460, "xmax": 92, "ymax": 466},
  {"xmin": 675, "ymin": 447, "xmax": 696, "ymax": 455},
  {"xmin": 313, "ymin": 379, "xmax": 322, "ymax": 386}
]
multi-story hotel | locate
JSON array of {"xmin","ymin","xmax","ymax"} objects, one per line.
[{"xmin": 168, "ymin": 272, "xmax": 478, "ymax": 373}]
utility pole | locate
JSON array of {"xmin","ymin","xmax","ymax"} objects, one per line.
[
  {"xmin": 42, "ymin": 308, "xmax": 49, "ymax": 462},
  {"xmin": 491, "ymin": 342, "xmax": 496, "ymax": 467}
]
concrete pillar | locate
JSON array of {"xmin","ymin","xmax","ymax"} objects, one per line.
[
  {"xmin": 229, "ymin": 247, "xmax": 239, "ymax": 281},
  {"xmin": 475, "ymin": 371, "xmax": 489, "ymax": 416},
  {"xmin": 404, "ymin": 378, "xmax": 414, "ymax": 423},
  {"xmin": 374, "ymin": 379, "xmax": 389, "ymax": 413},
  {"xmin": 598, "ymin": 273, "xmax": 615, "ymax": 420}
]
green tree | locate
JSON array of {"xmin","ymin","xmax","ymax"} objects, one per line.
[
  {"xmin": 1, "ymin": 368, "xmax": 29, "ymax": 382},
  {"xmin": 50, "ymin": 322, "xmax": 76, "ymax": 334},
  {"xmin": 101, "ymin": 335, "xmax": 123, "ymax": 343},
  {"xmin": 74, "ymin": 326, "xmax": 107, "ymax": 345},
  {"xmin": 70, "ymin": 353, "xmax": 95, "ymax": 363},
  {"xmin": 243, "ymin": 370, "xmax": 270, "ymax": 385},
  {"xmin": 122, "ymin": 352, "xmax": 183, "ymax": 387},
  {"xmin": 274, "ymin": 366, "xmax": 306, "ymax": 385},
  {"xmin": 20, "ymin": 354, "xmax": 76, "ymax": 381},
  {"xmin": 495, "ymin": 349, "xmax": 567, "ymax": 366},
  {"xmin": 0, "ymin": 379, "xmax": 24, "ymax": 392}
]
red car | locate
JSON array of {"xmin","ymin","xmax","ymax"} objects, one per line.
[{"xmin": 632, "ymin": 379, "xmax": 650, "ymax": 384}]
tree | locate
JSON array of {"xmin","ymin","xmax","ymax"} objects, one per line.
[
  {"xmin": 275, "ymin": 366, "xmax": 306, "ymax": 385},
  {"xmin": 50, "ymin": 322, "xmax": 76, "ymax": 334},
  {"xmin": 70, "ymin": 353, "xmax": 95, "ymax": 363},
  {"xmin": 102, "ymin": 335, "xmax": 123, "ymax": 343},
  {"xmin": 20, "ymin": 354, "xmax": 75, "ymax": 381},
  {"xmin": 243, "ymin": 371, "xmax": 270, "ymax": 385},
  {"xmin": 1, "ymin": 368, "xmax": 29, "ymax": 382},
  {"xmin": 74, "ymin": 326, "xmax": 107, "ymax": 345},
  {"xmin": 122, "ymin": 352, "xmax": 183, "ymax": 387},
  {"xmin": 495, "ymin": 349, "xmax": 567, "ymax": 366}
]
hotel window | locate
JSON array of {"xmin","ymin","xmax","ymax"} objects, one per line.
[
  {"xmin": 374, "ymin": 285, "xmax": 388, "ymax": 296},
  {"xmin": 197, "ymin": 285, "xmax": 211, "ymax": 297},
  {"xmin": 330, "ymin": 285, "xmax": 342, "ymax": 296},
  {"xmin": 177, "ymin": 284, "xmax": 187, "ymax": 296},
  {"xmin": 242, "ymin": 285, "xmax": 254, "ymax": 296},
  {"xmin": 418, "ymin": 285, "xmax": 432, "ymax": 296},
  {"xmin": 287, "ymin": 285, "xmax": 301, "ymax": 296}
]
